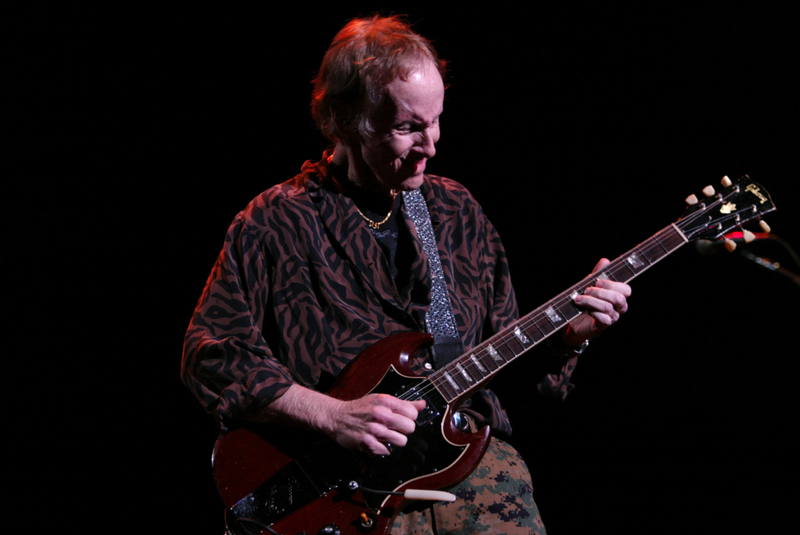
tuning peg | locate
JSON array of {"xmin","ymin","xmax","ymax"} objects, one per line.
[
  {"xmin": 721, "ymin": 175, "xmax": 732, "ymax": 187},
  {"xmin": 759, "ymin": 220, "xmax": 771, "ymax": 233},
  {"xmin": 686, "ymin": 194, "xmax": 699, "ymax": 205},
  {"xmin": 703, "ymin": 185, "xmax": 716, "ymax": 197},
  {"xmin": 743, "ymin": 229, "xmax": 756, "ymax": 243},
  {"xmin": 725, "ymin": 238, "xmax": 737, "ymax": 252}
]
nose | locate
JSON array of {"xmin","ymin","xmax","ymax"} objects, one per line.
[{"xmin": 416, "ymin": 127, "xmax": 437, "ymax": 159}]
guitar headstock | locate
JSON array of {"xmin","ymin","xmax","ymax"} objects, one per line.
[{"xmin": 677, "ymin": 175, "xmax": 776, "ymax": 249}]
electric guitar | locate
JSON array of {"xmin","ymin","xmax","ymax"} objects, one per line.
[{"xmin": 212, "ymin": 175, "xmax": 775, "ymax": 535}]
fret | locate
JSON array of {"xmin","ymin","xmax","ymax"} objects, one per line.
[
  {"xmin": 625, "ymin": 251, "xmax": 648, "ymax": 271},
  {"xmin": 597, "ymin": 270, "xmax": 615, "ymax": 282},
  {"xmin": 657, "ymin": 227, "xmax": 688, "ymax": 252},
  {"xmin": 442, "ymin": 371, "xmax": 459, "ymax": 392},
  {"xmin": 611, "ymin": 261, "xmax": 636, "ymax": 281},
  {"xmin": 469, "ymin": 353, "xmax": 489, "ymax": 375},
  {"xmin": 521, "ymin": 318, "xmax": 546, "ymax": 343},
  {"xmin": 433, "ymin": 374, "xmax": 458, "ymax": 401},
  {"xmin": 475, "ymin": 348, "xmax": 501, "ymax": 373},
  {"xmin": 556, "ymin": 299, "xmax": 582, "ymax": 322},
  {"xmin": 452, "ymin": 365, "xmax": 473, "ymax": 391},
  {"xmin": 534, "ymin": 314, "xmax": 558, "ymax": 337},
  {"xmin": 513, "ymin": 324, "xmax": 532, "ymax": 346},
  {"xmin": 640, "ymin": 240, "xmax": 667, "ymax": 264},
  {"xmin": 455, "ymin": 362, "xmax": 475, "ymax": 384},
  {"xmin": 502, "ymin": 335, "xmax": 526, "ymax": 357},
  {"xmin": 543, "ymin": 305, "xmax": 563, "ymax": 325},
  {"xmin": 485, "ymin": 343, "xmax": 506, "ymax": 365},
  {"xmin": 543, "ymin": 305, "xmax": 567, "ymax": 331},
  {"xmin": 501, "ymin": 337, "xmax": 522, "ymax": 360},
  {"xmin": 442, "ymin": 369, "xmax": 468, "ymax": 393}
]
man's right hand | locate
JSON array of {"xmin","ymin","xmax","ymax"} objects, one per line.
[{"xmin": 245, "ymin": 384, "xmax": 426, "ymax": 456}]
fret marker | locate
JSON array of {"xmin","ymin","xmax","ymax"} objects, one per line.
[
  {"xmin": 626, "ymin": 253, "xmax": 645, "ymax": 269},
  {"xmin": 598, "ymin": 271, "xmax": 611, "ymax": 281},
  {"xmin": 486, "ymin": 344, "xmax": 503, "ymax": 363},
  {"xmin": 545, "ymin": 306, "xmax": 562, "ymax": 323},
  {"xmin": 570, "ymin": 290, "xmax": 580, "ymax": 301},
  {"xmin": 513, "ymin": 325, "xmax": 531, "ymax": 345},
  {"xmin": 443, "ymin": 372, "xmax": 460, "ymax": 392},
  {"xmin": 470, "ymin": 354, "xmax": 487, "ymax": 374},
  {"xmin": 456, "ymin": 363, "xmax": 474, "ymax": 383}
]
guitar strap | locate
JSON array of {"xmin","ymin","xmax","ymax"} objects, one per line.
[{"xmin": 402, "ymin": 188, "xmax": 465, "ymax": 370}]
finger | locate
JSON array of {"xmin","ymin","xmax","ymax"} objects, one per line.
[
  {"xmin": 596, "ymin": 279, "xmax": 632, "ymax": 298},
  {"xmin": 383, "ymin": 411, "xmax": 417, "ymax": 435},
  {"xmin": 583, "ymin": 287, "xmax": 629, "ymax": 313},
  {"xmin": 576, "ymin": 292, "xmax": 623, "ymax": 315},
  {"xmin": 578, "ymin": 296, "xmax": 622, "ymax": 327},
  {"xmin": 589, "ymin": 309, "xmax": 618, "ymax": 328},
  {"xmin": 590, "ymin": 258, "xmax": 611, "ymax": 274},
  {"xmin": 363, "ymin": 434, "xmax": 399, "ymax": 456},
  {"xmin": 373, "ymin": 427, "xmax": 409, "ymax": 449},
  {"xmin": 379, "ymin": 394, "xmax": 424, "ymax": 421},
  {"xmin": 367, "ymin": 401, "xmax": 418, "ymax": 435}
]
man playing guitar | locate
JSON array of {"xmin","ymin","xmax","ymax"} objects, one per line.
[{"xmin": 182, "ymin": 15, "xmax": 630, "ymax": 534}]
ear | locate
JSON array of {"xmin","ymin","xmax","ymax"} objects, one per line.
[{"xmin": 330, "ymin": 99, "xmax": 359, "ymax": 142}]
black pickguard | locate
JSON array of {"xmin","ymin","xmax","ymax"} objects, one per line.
[{"xmin": 357, "ymin": 367, "xmax": 464, "ymax": 510}]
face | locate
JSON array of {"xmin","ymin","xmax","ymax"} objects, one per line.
[{"xmin": 354, "ymin": 60, "xmax": 444, "ymax": 193}]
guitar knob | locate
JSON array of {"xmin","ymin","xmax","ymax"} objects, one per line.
[
  {"xmin": 318, "ymin": 524, "xmax": 341, "ymax": 535},
  {"xmin": 703, "ymin": 185, "xmax": 716, "ymax": 197},
  {"xmin": 358, "ymin": 513, "xmax": 377, "ymax": 532},
  {"xmin": 760, "ymin": 220, "xmax": 771, "ymax": 233},
  {"xmin": 743, "ymin": 229, "xmax": 756, "ymax": 243},
  {"xmin": 724, "ymin": 238, "xmax": 737, "ymax": 252},
  {"xmin": 721, "ymin": 175, "xmax": 732, "ymax": 187},
  {"xmin": 685, "ymin": 194, "xmax": 699, "ymax": 205}
]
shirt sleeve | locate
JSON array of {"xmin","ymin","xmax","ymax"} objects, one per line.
[{"xmin": 181, "ymin": 214, "xmax": 294, "ymax": 425}]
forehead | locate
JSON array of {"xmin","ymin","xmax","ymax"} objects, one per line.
[{"xmin": 380, "ymin": 60, "xmax": 445, "ymax": 121}]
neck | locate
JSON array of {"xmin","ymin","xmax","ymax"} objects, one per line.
[{"xmin": 331, "ymin": 144, "xmax": 392, "ymax": 195}]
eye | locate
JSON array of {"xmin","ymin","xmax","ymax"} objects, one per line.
[{"xmin": 394, "ymin": 122, "xmax": 420, "ymax": 133}]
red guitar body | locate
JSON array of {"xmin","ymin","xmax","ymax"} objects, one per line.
[{"xmin": 212, "ymin": 332, "xmax": 491, "ymax": 535}]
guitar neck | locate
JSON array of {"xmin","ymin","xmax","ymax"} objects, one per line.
[{"xmin": 430, "ymin": 223, "xmax": 688, "ymax": 403}]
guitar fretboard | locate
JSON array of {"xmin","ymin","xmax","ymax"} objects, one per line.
[{"xmin": 429, "ymin": 224, "xmax": 688, "ymax": 403}]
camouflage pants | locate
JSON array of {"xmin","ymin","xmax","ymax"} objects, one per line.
[{"xmin": 390, "ymin": 438, "xmax": 547, "ymax": 534}]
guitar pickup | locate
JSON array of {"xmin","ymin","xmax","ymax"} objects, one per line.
[{"xmin": 416, "ymin": 403, "xmax": 440, "ymax": 426}]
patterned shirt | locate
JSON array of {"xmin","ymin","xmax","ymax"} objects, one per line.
[{"xmin": 182, "ymin": 153, "xmax": 577, "ymax": 434}]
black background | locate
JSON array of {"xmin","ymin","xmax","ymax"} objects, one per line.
[{"xmin": 6, "ymin": 3, "xmax": 798, "ymax": 534}]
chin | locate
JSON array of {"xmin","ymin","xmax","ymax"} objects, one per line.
[{"xmin": 396, "ymin": 174, "xmax": 425, "ymax": 192}]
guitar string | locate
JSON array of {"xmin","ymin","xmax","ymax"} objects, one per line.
[
  {"xmin": 397, "ymin": 189, "xmax": 752, "ymax": 404},
  {"xmin": 403, "ymin": 237, "xmax": 676, "ymax": 405},
  {"xmin": 477, "ymin": 186, "xmax": 766, "ymax": 400},
  {"xmin": 410, "ymin": 224, "xmax": 687, "ymax": 403},
  {"xmin": 397, "ymin": 233, "xmax": 666, "ymax": 403}
]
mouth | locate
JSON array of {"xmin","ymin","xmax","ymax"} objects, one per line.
[{"xmin": 408, "ymin": 158, "xmax": 426, "ymax": 174}]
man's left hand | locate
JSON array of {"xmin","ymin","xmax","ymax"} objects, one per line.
[{"xmin": 563, "ymin": 258, "xmax": 631, "ymax": 346}]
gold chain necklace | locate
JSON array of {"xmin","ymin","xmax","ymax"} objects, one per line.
[{"xmin": 356, "ymin": 190, "xmax": 397, "ymax": 229}]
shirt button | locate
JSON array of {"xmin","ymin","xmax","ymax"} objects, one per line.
[{"xmin": 424, "ymin": 362, "xmax": 433, "ymax": 370}]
